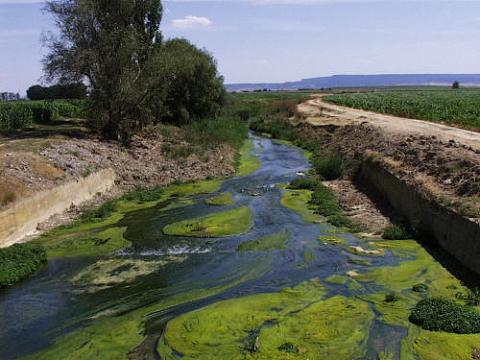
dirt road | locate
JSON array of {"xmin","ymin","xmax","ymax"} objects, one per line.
[{"xmin": 298, "ymin": 95, "xmax": 480, "ymax": 152}]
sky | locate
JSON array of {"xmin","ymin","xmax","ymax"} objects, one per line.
[{"xmin": 1, "ymin": 0, "xmax": 480, "ymax": 93}]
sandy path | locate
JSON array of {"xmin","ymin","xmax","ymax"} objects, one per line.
[{"xmin": 298, "ymin": 95, "xmax": 480, "ymax": 151}]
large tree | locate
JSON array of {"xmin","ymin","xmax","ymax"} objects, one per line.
[{"xmin": 44, "ymin": 0, "xmax": 164, "ymax": 141}]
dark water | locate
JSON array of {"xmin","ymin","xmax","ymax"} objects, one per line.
[{"xmin": 0, "ymin": 135, "xmax": 405, "ymax": 359}]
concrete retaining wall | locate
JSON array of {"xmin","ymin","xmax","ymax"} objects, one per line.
[
  {"xmin": 361, "ymin": 159, "xmax": 480, "ymax": 275},
  {"xmin": 0, "ymin": 169, "xmax": 116, "ymax": 247}
]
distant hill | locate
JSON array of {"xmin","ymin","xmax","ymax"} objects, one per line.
[{"xmin": 226, "ymin": 74, "xmax": 480, "ymax": 92}]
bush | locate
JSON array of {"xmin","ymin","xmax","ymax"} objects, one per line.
[
  {"xmin": 287, "ymin": 177, "xmax": 318, "ymax": 191},
  {"xmin": 0, "ymin": 243, "xmax": 47, "ymax": 287},
  {"xmin": 122, "ymin": 188, "xmax": 164, "ymax": 204},
  {"xmin": 313, "ymin": 152, "xmax": 345, "ymax": 180},
  {"xmin": 80, "ymin": 201, "xmax": 116, "ymax": 222},
  {"xmin": 409, "ymin": 298, "xmax": 480, "ymax": 334},
  {"xmin": 382, "ymin": 224, "xmax": 413, "ymax": 240}
]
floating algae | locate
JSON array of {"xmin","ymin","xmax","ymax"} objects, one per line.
[
  {"xmin": 36, "ymin": 227, "xmax": 131, "ymax": 258},
  {"xmin": 163, "ymin": 206, "xmax": 254, "ymax": 238},
  {"xmin": 279, "ymin": 185, "xmax": 321, "ymax": 223},
  {"xmin": 238, "ymin": 229, "xmax": 291, "ymax": 251},
  {"xmin": 159, "ymin": 279, "xmax": 374, "ymax": 359},
  {"xmin": 205, "ymin": 192, "xmax": 235, "ymax": 206},
  {"xmin": 237, "ymin": 139, "xmax": 261, "ymax": 176},
  {"xmin": 71, "ymin": 256, "xmax": 186, "ymax": 293}
]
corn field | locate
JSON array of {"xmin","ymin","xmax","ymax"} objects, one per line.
[
  {"xmin": 325, "ymin": 89, "xmax": 480, "ymax": 130},
  {"xmin": 0, "ymin": 100, "xmax": 88, "ymax": 130}
]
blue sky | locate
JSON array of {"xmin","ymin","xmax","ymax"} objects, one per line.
[{"xmin": 1, "ymin": 0, "xmax": 480, "ymax": 93}]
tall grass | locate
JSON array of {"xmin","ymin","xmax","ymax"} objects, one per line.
[{"xmin": 0, "ymin": 100, "xmax": 88, "ymax": 130}]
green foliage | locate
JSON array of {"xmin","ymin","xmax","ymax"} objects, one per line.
[
  {"xmin": 287, "ymin": 177, "xmax": 318, "ymax": 191},
  {"xmin": 183, "ymin": 115, "xmax": 248, "ymax": 150},
  {"xmin": 0, "ymin": 103, "xmax": 33, "ymax": 130},
  {"xmin": 410, "ymin": 298, "xmax": 480, "ymax": 334},
  {"xmin": 325, "ymin": 89, "xmax": 480, "ymax": 130},
  {"xmin": 0, "ymin": 100, "xmax": 88, "ymax": 130},
  {"xmin": 312, "ymin": 152, "xmax": 345, "ymax": 180},
  {"xmin": 80, "ymin": 201, "xmax": 117, "ymax": 223},
  {"xmin": 27, "ymin": 83, "xmax": 87, "ymax": 100},
  {"xmin": 382, "ymin": 224, "xmax": 413, "ymax": 240},
  {"xmin": 0, "ymin": 243, "xmax": 47, "ymax": 287},
  {"xmin": 122, "ymin": 188, "xmax": 164, "ymax": 204}
]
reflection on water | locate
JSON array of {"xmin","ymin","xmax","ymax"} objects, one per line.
[{"xmin": 0, "ymin": 135, "xmax": 415, "ymax": 359}]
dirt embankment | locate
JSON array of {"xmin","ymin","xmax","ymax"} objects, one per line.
[
  {"xmin": 296, "ymin": 95, "xmax": 480, "ymax": 220},
  {"xmin": 0, "ymin": 124, "xmax": 235, "ymax": 238}
]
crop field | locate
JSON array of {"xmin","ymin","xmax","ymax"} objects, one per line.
[
  {"xmin": 325, "ymin": 88, "xmax": 480, "ymax": 130},
  {"xmin": 0, "ymin": 100, "xmax": 87, "ymax": 130}
]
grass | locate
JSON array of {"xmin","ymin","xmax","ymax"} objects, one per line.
[
  {"xmin": 410, "ymin": 298, "xmax": 480, "ymax": 334},
  {"xmin": 0, "ymin": 243, "xmax": 47, "ymax": 287},
  {"xmin": 325, "ymin": 88, "xmax": 480, "ymax": 130},
  {"xmin": 163, "ymin": 206, "xmax": 254, "ymax": 238},
  {"xmin": 205, "ymin": 192, "xmax": 234, "ymax": 206},
  {"xmin": 238, "ymin": 229, "xmax": 290, "ymax": 251}
]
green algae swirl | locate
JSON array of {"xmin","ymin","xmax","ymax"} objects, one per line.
[
  {"xmin": 163, "ymin": 206, "xmax": 254, "ymax": 238},
  {"xmin": 158, "ymin": 279, "xmax": 374, "ymax": 359}
]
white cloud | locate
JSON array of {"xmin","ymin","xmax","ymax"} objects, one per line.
[{"xmin": 172, "ymin": 15, "xmax": 212, "ymax": 28}]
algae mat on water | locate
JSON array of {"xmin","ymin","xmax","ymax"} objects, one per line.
[
  {"xmin": 163, "ymin": 206, "xmax": 254, "ymax": 238},
  {"xmin": 238, "ymin": 229, "xmax": 290, "ymax": 251},
  {"xmin": 205, "ymin": 192, "xmax": 235, "ymax": 206},
  {"xmin": 159, "ymin": 279, "xmax": 374, "ymax": 359},
  {"xmin": 237, "ymin": 139, "xmax": 261, "ymax": 176}
]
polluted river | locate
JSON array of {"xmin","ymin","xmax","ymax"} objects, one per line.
[{"xmin": 0, "ymin": 134, "xmax": 477, "ymax": 359}]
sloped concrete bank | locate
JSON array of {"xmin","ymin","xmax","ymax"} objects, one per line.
[
  {"xmin": 361, "ymin": 157, "xmax": 480, "ymax": 276},
  {"xmin": 0, "ymin": 169, "xmax": 116, "ymax": 248}
]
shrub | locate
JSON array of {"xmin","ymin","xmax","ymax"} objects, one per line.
[
  {"xmin": 0, "ymin": 243, "xmax": 47, "ymax": 287},
  {"xmin": 80, "ymin": 201, "xmax": 116, "ymax": 222},
  {"xmin": 312, "ymin": 152, "xmax": 345, "ymax": 180},
  {"xmin": 287, "ymin": 177, "xmax": 318, "ymax": 191},
  {"xmin": 122, "ymin": 188, "xmax": 164, "ymax": 203},
  {"xmin": 409, "ymin": 298, "xmax": 480, "ymax": 334},
  {"xmin": 382, "ymin": 224, "xmax": 413, "ymax": 240}
]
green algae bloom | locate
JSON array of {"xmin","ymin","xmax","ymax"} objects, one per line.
[
  {"xmin": 319, "ymin": 235, "xmax": 345, "ymax": 245},
  {"xmin": 159, "ymin": 279, "xmax": 373, "ymax": 359},
  {"xmin": 33, "ymin": 179, "xmax": 223, "ymax": 259},
  {"xmin": 238, "ymin": 229, "xmax": 290, "ymax": 251},
  {"xmin": 37, "ymin": 227, "xmax": 131, "ymax": 258},
  {"xmin": 280, "ymin": 185, "xmax": 320, "ymax": 223},
  {"xmin": 237, "ymin": 139, "xmax": 261, "ymax": 176},
  {"xmin": 163, "ymin": 206, "xmax": 254, "ymax": 238},
  {"xmin": 71, "ymin": 256, "xmax": 187, "ymax": 293},
  {"xmin": 205, "ymin": 192, "xmax": 235, "ymax": 206}
]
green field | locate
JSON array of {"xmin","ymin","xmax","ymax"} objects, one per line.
[{"xmin": 325, "ymin": 88, "xmax": 480, "ymax": 130}]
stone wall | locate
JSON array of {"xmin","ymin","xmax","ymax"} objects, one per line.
[
  {"xmin": 361, "ymin": 159, "xmax": 480, "ymax": 275},
  {"xmin": 0, "ymin": 169, "xmax": 116, "ymax": 247}
]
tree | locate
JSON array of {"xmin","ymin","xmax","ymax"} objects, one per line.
[
  {"xmin": 43, "ymin": 0, "xmax": 164, "ymax": 141},
  {"xmin": 27, "ymin": 83, "xmax": 87, "ymax": 100},
  {"xmin": 158, "ymin": 39, "xmax": 225, "ymax": 125},
  {"xmin": 27, "ymin": 85, "xmax": 47, "ymax": 100},
  {"xmin": 452, "ymin": 81, "xmax": 460, "ymax": 89}
]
